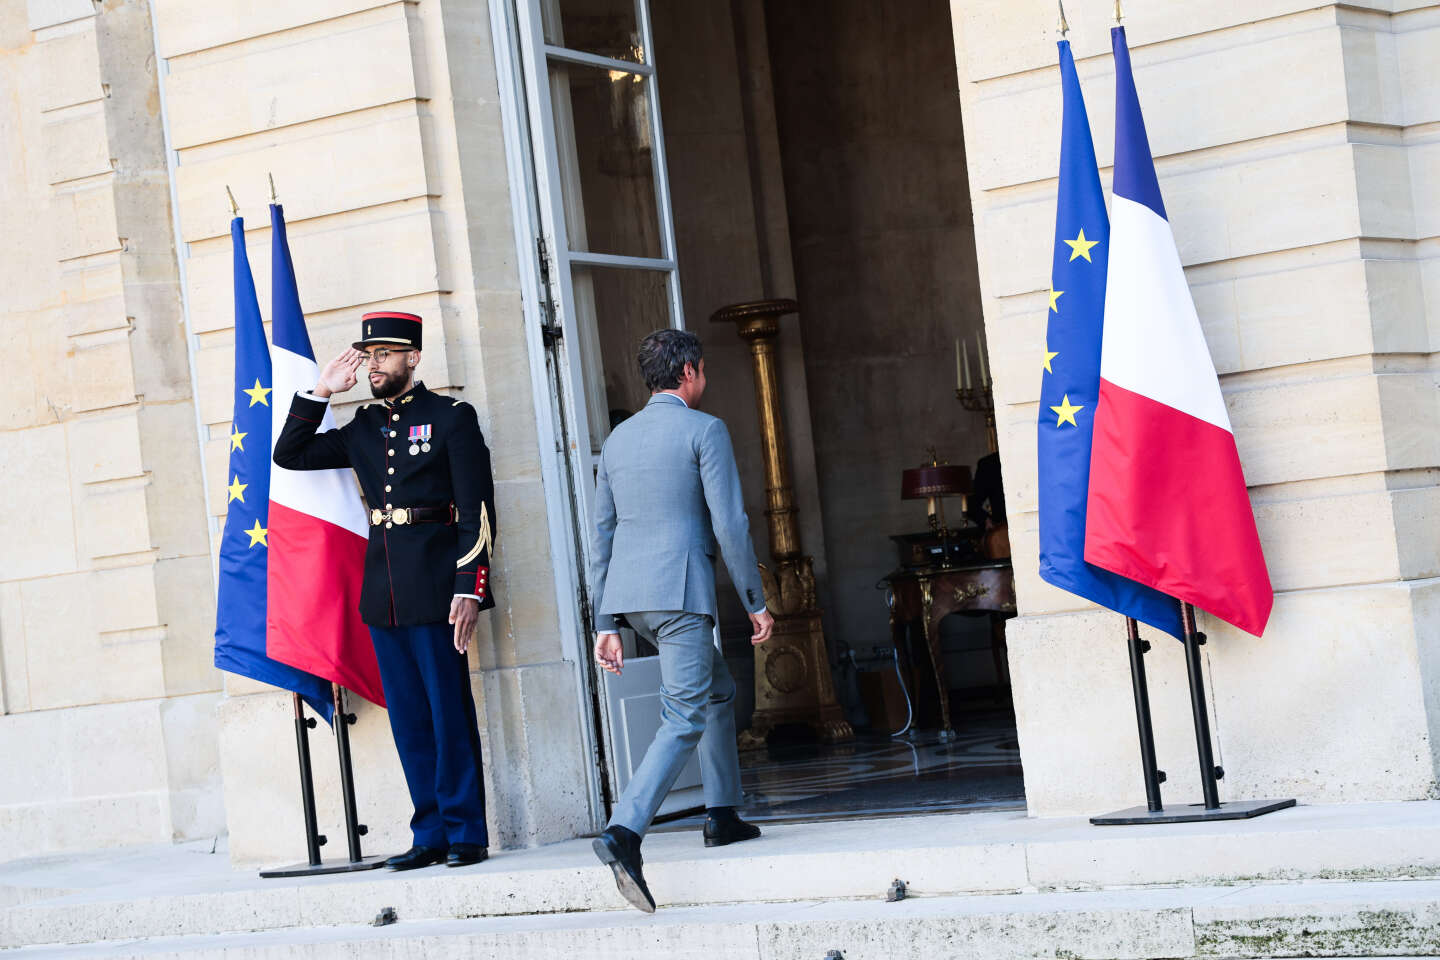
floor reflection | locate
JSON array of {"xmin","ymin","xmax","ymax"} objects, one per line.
[{"xmin": 656, "ymin": 708, "xmax": 1025, "ymax": 829}]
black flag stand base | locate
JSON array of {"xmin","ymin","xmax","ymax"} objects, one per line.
[
  {"xmin": 259, "ymin": 688, "xmax": 388, "ymax": 878},
  {"xmin": 1091, "ymin": 607, "xmax": 1295, "ymax": 826}
]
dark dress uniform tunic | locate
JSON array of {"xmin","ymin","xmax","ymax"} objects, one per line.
[{"xmin": 274, "ymin": 381, "xmax": 495, "ymax": 849}]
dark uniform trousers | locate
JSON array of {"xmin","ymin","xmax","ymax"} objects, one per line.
[{"xmin": 274, "ymin": 382, "xmax": 496, "ymax": 849}]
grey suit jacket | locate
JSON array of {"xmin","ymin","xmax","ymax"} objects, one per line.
[{"xmin": 588, "ymin": 393, "xmax": 766, "ymax": 631}]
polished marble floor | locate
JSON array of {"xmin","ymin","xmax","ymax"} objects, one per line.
[{"xmin": 657, "ymin": 708, "xmax": 1025, "ymax": 829}]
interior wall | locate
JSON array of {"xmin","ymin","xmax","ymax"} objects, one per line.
[
  {"xmin": 646, "ymin": 1, "xmax": 831, "ymax": 671},
  {"xmin": 764, "ymin": 0, "xmax": 991, "ymax": 658}
]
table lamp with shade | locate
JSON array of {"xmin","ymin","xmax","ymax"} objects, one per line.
[{"xmin": 901, "ymin": 451, "xmax": 972, "ymax": 568}]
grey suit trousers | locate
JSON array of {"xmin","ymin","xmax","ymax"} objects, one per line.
[{"xmin": 608, "ymin": 610, "xmax": 744, "ymax": 837}]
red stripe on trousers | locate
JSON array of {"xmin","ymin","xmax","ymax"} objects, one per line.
[
  {"xmin": 266, "ymin": 501, "xmax": 387, "ymax": 707},
  {"xmin": 1084, "ymin": 378, "xmax": 1273, "ymax": 637}
]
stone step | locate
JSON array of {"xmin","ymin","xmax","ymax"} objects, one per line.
[
  {"xmin": 2, "ymin": 801, "xmax": 1438, "ymax": 950},
  {"xmin": 7, "ymin": 878, "xmax": 1440, "ymax": 959}
]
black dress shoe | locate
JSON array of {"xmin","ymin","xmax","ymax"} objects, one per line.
[
  {"xmin": 592, "ymin": 826, "xmax": 655, "ymax": 913},
  {"xmin": 703, "ymin": 808, "xmax": 761, "ymax": 848},
  {"xmin": 445, "ymin": 843, "xmax": 489, "ymax": 867},
  {"xmin": 384, "ymin": 845, "xmax": 447, "ymax": 871}
]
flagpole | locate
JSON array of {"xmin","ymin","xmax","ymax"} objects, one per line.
[
  {"xmin": 259, "ymin": 690, "xmax": 387, "ymax": 877},
  {"xmin": 1123, "ymin": 616, "xmax": 1165, "ymax": 812},
  {"xmin": 257, "ymin": 176, "xmax": 387, "ymax": 877},
  {"xmin": 1084, "ymin": 9, "xmax": 1293, "ymax": 829},
  {"xmin": 1181, "ymin": 603, "xmax": 1223, "ymax": 809},
  {"xmin": 1093, "ymin": 602, "xmax": 1296, "ymax": 825},
  {"xmin": 331, "ymin": 683, "xmax": 379, "ymax": 865},
  {"xmin": 291, "ymin": 692, "xmax": 324, "ymax": 867}
]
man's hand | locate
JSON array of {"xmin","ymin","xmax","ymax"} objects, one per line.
[
  {"xmin": 314, "ymin": 348, "xmax": 365, "ymax": 398},
  {"xmin": 749, "ymin": 609, "xmax": 774, "ymax": 646},
  {"xmin": 594, "ymin": 632, "xmax": 624, "ymax": 676},
  {"xmin": 449, "ymin": 596, "xmax": 480, "ymax": 654}
]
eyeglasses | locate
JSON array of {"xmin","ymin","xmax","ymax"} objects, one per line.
[{"xmin": 363, "ymin": 348, "xmax": 414, "ymax": 366}]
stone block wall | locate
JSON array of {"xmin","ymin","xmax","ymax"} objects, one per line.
[
  {"xmin": 951, "ymin": 0, "xmax": 1440, "ymax": 814},
  {"xmin": 147, "ymin": 0, "xmax": 593, "ymax": 862},
  {"xmin": 0, "ymin": 0, "xmax": 221, "ymax": 859}
]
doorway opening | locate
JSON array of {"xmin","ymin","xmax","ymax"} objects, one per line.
[{"xmin": 517, "ymin": 0, "xmax": 1024, "ymax": 825}]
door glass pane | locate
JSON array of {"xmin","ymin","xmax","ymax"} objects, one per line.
[
  {"xmin": 542, "ymin": 0, "xmax": 645, "ymax": 63},
  {"xmin": 570, "ymin": 265, "xmax": 671, "ymax": 451},
  {"xmin": 548, "ymin": 63, "xmax": 662, "ymax": 259}
]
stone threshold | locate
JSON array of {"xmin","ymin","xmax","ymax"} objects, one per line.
[
  {"xmin": 8, "ymin": 878, "xmax": 1440, "ymax": 959},
  {"xmin": 2, "ymin": 800, "xmax": 1438, "ymax": 950}
]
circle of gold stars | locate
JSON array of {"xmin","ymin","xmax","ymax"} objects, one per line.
[{"xmin": 1043, "ymin": 228, "xmax": 1102, "ymax": 428}]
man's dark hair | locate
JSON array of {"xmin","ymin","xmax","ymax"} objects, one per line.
[{"xmin": 636, "ymin": 328, "xmax": 703, "ymax": 392}]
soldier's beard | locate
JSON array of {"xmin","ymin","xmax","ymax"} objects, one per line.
[{"xmin": 369, "ymin": 370, "xmax": 411, "ymax": 399}]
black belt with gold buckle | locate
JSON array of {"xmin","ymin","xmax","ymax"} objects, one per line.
[{"xmin": 369, "ymin": 504, "xmax": 455, "ymax": 527}]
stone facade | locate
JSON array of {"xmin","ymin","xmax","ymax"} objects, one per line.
[
  {"xmin": 1, "ymin": 0, "xmax": 596, "ymax": 863},
  {"xmin": 1, "ymin": 0, "xmax": 1435, "ymax": 864},
  {"xmin": 150, "ymin": 0, "xmax": 594, "ymax": 860},
  {"xmin": 0, "ymin": 0, "xmax": 220, "ymax": 860},
  {"xmin": 954, "ymin": 0, "xmax": 1440, "ymax": 813}
]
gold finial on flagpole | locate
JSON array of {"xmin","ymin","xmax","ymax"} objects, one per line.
[
  {"xmin": 268, "ymin": 172, "xmax": 278, "ymax": 204},
  {"xmin": 225, "ymin": 185, "xmax": 239, "ymax": 216},
  {"xmin": 1114, "ymin": 0, "xmax": 1124, "ymax": 24},
  {"xmin": 1057, "ymin": 0, "xmax": 1070, "ymax": 36}
]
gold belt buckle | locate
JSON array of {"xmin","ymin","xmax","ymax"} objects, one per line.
[
  {"xmin": 391, "ymin": 507, "xmax": 410, "ymax": 525},
  {"xmin": 370, "ymin": 508, "xmax": 384, "ymax": 526}
]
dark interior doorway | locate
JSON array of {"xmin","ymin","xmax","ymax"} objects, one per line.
[
  {"xmin": 557, "ymin": 0, "xmax": 1024, "ymax": 822},
  {"xmin": 649, "ymin": 0, "xmax": 1023, "ymax": 822}
]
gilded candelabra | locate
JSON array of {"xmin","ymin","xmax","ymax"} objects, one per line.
[
  {"xmin": 957, "ymin": 386, "xmax": 997, "ymax": 454},
  {"xmin": 956, "ymin": 332, "xmax": 998, "ymax": 453}
]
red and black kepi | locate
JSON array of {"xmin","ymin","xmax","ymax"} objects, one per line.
[{"xmin": 354, "ymin": 311, "xmax": 423, "ymax": 350}]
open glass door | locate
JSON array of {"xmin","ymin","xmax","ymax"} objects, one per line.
[{"xmin": 512, "ymin": 0, "xmax": 702, "ymax": 811}]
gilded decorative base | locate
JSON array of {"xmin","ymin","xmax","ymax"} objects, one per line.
[{"xmin": 739, "ymin": 610, "xmax": 853, "ymax": 750}]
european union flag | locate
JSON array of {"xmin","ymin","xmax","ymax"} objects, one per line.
[
  {"xmin": 213, "ymin": 214, "xmax": 334, "ymax": 721},
  {"xmin": 1036, "ymin": 40, "xmax": 1182, "ymax": 641}
]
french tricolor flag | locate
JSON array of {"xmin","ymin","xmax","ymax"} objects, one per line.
[
  {"xmin": 1084, "ymin": 28, "xmax": 1273, "ymax": 638},
  {"xmin": 265, "ymin": 204, "xmax": 385, "ymax": 705}
]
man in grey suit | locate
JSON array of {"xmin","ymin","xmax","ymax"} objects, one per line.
[{"xmin": 589, "ymin": 328, "xmax": 774, "ymax": 913}]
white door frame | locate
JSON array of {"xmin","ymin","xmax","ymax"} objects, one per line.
[
  {"xmin": 485, "ymin": 0, "xmax": 604, "ymax": 830},
  {"xmin": 488, "ymin": 0, "xmax": 691, "ymax": 826}
]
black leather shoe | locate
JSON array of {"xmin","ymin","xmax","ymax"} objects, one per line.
[
  {"xmin": 592, "ymin": 826, "xmax": 655, "ymax": 913},
  {"xmin": 384, "ymin": 845, "xmax": 447, "ymax": 871},
  {"xmin": 445, "ymin": 843, "xmax": 489, "ymax": 867},
  {"xmin": 703, "ymin": 808, "xmax": 761, "ymax": 848}
]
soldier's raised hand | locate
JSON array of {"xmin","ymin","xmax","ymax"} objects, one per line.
[{"xmin": 315, "ymin": 348, "xmax": 365, "ymax": 398}]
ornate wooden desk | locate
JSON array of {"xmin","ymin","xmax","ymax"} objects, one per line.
[{"xmin": 883, "ymin": 561, "xmax": 1016, "ymax": 737}]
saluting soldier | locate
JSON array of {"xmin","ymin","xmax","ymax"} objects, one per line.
[{"xmin": 273, "ymin": 311, "xmax": 496, "ymax": 871}]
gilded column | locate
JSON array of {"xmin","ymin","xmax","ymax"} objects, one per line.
[{"xmin": 712, "ymin": 299, "xmax": 851, "ymax": 745}]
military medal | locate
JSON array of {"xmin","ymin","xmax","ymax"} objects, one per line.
[{"xmin": 409, "ymin": 424, "xmax": 432, "ymax": 455}]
